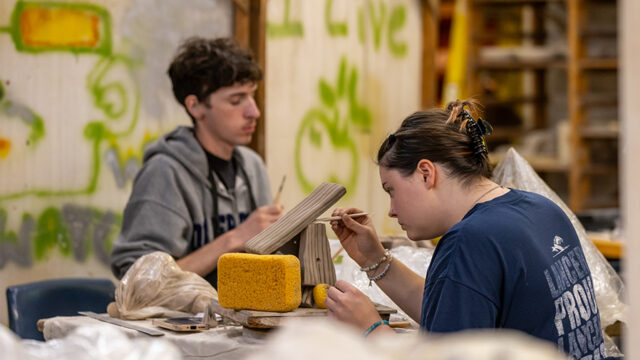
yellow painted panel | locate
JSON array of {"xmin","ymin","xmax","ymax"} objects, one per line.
[
  {"xmin": 0, "ymin": 138, "xmax": 10, "ymax": 158},
  {"xmin": 20, "ymin": 8, "xmax": 100, "ymax": 47}
]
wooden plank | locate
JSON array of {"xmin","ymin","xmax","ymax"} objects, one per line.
[
  {"xmin": 244, "ymin": 182, "xmax": 346, "ymax": 254},
  {"xmin": 299, "ymin": 223, "xmax": 336, "ymax": 286},
  {"xmin": 210, "ymin": 298, "xmax": 396, "ymax": 329}
]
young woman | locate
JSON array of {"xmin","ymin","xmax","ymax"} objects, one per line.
[{"xmin": 326, "ymin": 100, "xmax": 608, "ymax": 360}]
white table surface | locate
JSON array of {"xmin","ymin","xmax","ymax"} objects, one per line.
[{"xmin": 43, "ymin": 315, "xmax": 263, "ymax": 360}]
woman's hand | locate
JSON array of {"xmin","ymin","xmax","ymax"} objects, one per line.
[
  {"xmin": 325, "ymin": 280, "xmax": 382, "ymax": 332},
  {"xmin": 330, "ymin": 207, "xmax": 385, "ymax": 267}
]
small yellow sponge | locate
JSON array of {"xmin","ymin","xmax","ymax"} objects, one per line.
[{"xmin": 217, "ymin": 253, "xmax": 301, "ymax": 312}]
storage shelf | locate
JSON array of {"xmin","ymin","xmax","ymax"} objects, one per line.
[
  {"xmin": 579, "ymin": 94, "xmax": 618, "ymax": 107},
  {"xmin": 579, "ymin": 58, "xmax": 618, "ymax": 70},
  {"xmin": 483, "ymin": 96, "xmax": 547, "ymax": 106},
  {"xmin": 580, "ymin": 126, "xmax": 619, "ymax": 139},
  {"xmin": 476, "ymin": 59, "xmax": 566, "ymax": 70},
  {"xmin": 474, "ymin": 0, "xmax": 565, "ymax": 5},
  {"xmin": 589, "ymin": 234, "xmax": 623, "ymax": 259}
]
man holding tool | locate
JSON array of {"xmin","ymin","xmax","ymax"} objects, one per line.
[{"xmin": 110, "ymin": 37, "xmax": 283, "ymax": 288}]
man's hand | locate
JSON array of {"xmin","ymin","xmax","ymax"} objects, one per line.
[{"xmin": 227, "ymin": 204, "xmax": 283, "ymax": 251}]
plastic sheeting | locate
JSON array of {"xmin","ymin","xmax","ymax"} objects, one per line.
[
  {"xmin": 493, "ymin": 148, "xmax": 625, "ymax": 357},
  {"xmin": 245, "ymin": 318, "xmax": 568, "ymax": 360},
  {"xmin": 1, "ymin": 324, "xmax": 181, "ymax": 360},
  {"xmin": 332, "ymin": 240, "xmax": 434, "ymax": 326},
  {"xmin": 114, "ymin": 251, "xmax": 218, "ymax": 320}
]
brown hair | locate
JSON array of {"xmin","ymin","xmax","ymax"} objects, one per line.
[
  {"xmin": 377, "ymin": 99, "xmax": 492, "ymax": 186},
  {"xmin": 167, "ymin": 37, "xmax": 262, "ymax": 120}
]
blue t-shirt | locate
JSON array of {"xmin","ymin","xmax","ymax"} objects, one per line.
[{"xmin": 421, "ymin": 189, "xmax": 607, "ymax": 359}]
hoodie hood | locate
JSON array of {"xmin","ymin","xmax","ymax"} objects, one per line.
[{"xmin": 143, "ymin": 126, "xmax": 211, "ymax": 187}]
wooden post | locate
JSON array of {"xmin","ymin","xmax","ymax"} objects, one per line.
[
  {"xmin": 298, "ymin": 223, "xmax": 337, "ymax": 307},
  {"xmin": 233, "ymin": 0, "xmax": 267, "ymax": 159},
  {"xmin": 422, "ymin": 0, "xmax": 439, "ymax": 108}
]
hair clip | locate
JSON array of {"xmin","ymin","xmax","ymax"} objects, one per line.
[
  {"xmin": 477, "ymin": 117, "xmax": 493, "ymax": 136},
  {"xmin": 463, "ymin": 111, "xmax": 490, "ymax": 157}
]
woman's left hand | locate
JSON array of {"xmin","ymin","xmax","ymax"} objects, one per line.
[{"xmin": 325, "ymin": 280, "xmax": 382, "ymax": 332}]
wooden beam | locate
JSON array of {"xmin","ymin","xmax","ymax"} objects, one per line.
[
  {"xmin": 233, "ymin": 0, "xmax": 267, "ymax": 160},
  {"xmin": 422, "ymin": 0, "xmax": 438, "ymax": 108}
]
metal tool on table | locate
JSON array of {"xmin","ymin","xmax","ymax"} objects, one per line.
[{"xmin": 78, "ymin": 311, "xmax": 165, "ymax": 336}]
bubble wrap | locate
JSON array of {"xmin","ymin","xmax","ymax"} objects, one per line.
[{"xmin": 492, "ymin": 148, "xmax": 625, "ymax": 357}]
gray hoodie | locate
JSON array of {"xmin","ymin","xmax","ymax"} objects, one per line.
[{"xmin": 110, "ymin": 126, "xmax": 272, "ymax": 283}]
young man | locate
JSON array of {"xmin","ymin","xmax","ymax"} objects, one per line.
[{"xmin": 110, "ymin": 37, "xmax": 283, "ymax": 287}]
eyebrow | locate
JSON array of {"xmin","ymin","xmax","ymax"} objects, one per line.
[{"xmin": 227, "ymin": 84, "xmax": 258, "ymax": 98}]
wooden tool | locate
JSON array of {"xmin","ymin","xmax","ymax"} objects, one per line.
[
  {"xmin": 273, "ymin": 175, "xmax": 286, "ymax": 205},
  {"xmin": 315, "ymin": 212, "xmax": 368, "ymax": 222}
]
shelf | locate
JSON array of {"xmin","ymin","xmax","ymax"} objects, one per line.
[
  {"xmin": 474, "ymin": 0, "xmax": 565, "ymax": 5},
  {"xmin": 473, "ymin": 32, "xmax": 549, "ymax": 42},
  {"xmin": 580, "ymin": 126, "xmax": 619, "ymax": 139},
  {"xmin": 589, "ymin": 233, "xmax": 623, "ymax": 259},
  {"xmin": 580, "ymin": 164, "xmax": 618, "ymax": 175},
  {"xmin": 487, "ymin": 126, "xmax": 524, "ymax": 140},
  {"xmin": 483, "ymin": 95, "xmax": 547, "ymax": 106},
  {"xmin": 490, "ymin": 152, "xmax": 569, "ymax": 173},
  {"xmin": 476, "ymin": 59, "xmax": 566, "ymax": 70},
  {"xmin": 579, "ymin": 93, "xmax": 618, "ymax": 107},
  {"xmin": 579, "ymin": 58, "xmax": 618, "ymax": 70}
]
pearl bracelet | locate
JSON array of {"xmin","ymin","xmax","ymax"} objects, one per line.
[
  {"xmin": 359, "ymin": 250, "xmax": 391, "ymax": 272},
  {"xmin": 367, "ymin": 255, "xmax": 393, "ymax": 286}
]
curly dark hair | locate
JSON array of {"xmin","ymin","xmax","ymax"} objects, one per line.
[
  {"xmin": 167, "ymin": 37, "xmax": 262, "ymax": 112},
  {"xmin": 377, "ymin": 99, "xmax": 492, "ymax": 187}
]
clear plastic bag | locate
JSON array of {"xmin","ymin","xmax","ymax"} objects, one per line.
[
  {"xmin": 114, "ymin": 251, "xmax": 218, "ymax": 320},
  {"xmin": 1, "ymin": 324, "xmax": 181, "ymax": 360},
  {"xmin": 492, "ymin": 148, "xmax": 625, "ymax": 357},
  {"xmin": 333, "ymin": 241, "xmax": 434, "ymax": 326}
]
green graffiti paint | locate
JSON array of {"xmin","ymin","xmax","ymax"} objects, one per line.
[
  {"xmin": 0, "ymin": 54, "xmax": 140, "ymax": 202},
  {"xmin": 0, "ymin": 99, "xmax": 47, "ymax": 147},
  {"xmin": 267, "ymin": 0, "xmax": 304, "ymax": 39},
  {"xmin": 294, "ymin": 56, "xmax": 371, "ymax": 195},
  {"xmin": 325, "ymin": 0, "xmax": 347, "ymax": 37},
  {"xmin": 388, "ymin": 5, "xmax": 408, "ymax": 58},
  {"xmin": 28, "ymin": 113, "xmax": 45, "ymax": 144},
  {"xmin": 33, "ymin": 207, "xmax": 71, "ymax": 260},
  {"xmin": 0, "ymin": 208, "xmax": 18, "ymax": 244},
  {"xmin": 368, "ymin": 2, "xmax": 387, "ymax": 50},
  {"xmin": 6, "ymin": 1, "xmax": 112, "ymax": 56},
  {"xmin": 0, "ymin": 81, "xmax": 4, "ymax": 100}
]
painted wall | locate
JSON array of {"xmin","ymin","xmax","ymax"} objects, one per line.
[
  {"xmin": 0, "ymin": 0, "xmax": 232, "ymax": 326},
  {"xmin": 265, "ymin": 0, "xmax": 423, "ymax": 235}
]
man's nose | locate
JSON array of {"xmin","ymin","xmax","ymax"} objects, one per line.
[{"xmin": 245, "ymin": 97, "xmax": 260, "ymax": 119}]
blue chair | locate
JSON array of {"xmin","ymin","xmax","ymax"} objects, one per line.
[{"xmin": 6, "ymin": 278, "xmax": 115, "ymax": 341}]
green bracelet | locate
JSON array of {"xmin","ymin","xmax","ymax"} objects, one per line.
[{"xmin": 362, "ymin": 320, "xmax": 389, "ymax": 338}]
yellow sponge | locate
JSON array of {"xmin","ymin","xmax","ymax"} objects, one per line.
[{"xmin": 217, "ymin": 253, "xmax": 301, "ymax": 312}]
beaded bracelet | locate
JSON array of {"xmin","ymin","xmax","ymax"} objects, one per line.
[
  {"xmin": 362, "ymin": 320, "xmax": 389, "ymax": 338},
  {"xmin": 360, "ymin": 250, "xmax": 391, "ymax": 272},
  {"xmin": 367, "ymin": 255, "xmax": 393, "ymax": 286}
]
